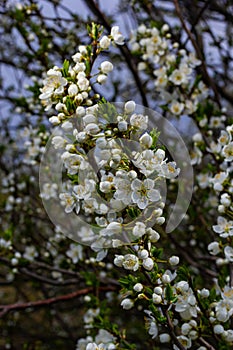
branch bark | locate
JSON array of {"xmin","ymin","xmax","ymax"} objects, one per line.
[{"xmin": 0, "ymin": 285, "xmax": 116, "ymax": 318}]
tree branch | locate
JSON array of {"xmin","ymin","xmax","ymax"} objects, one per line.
[{"xmin": 0, "ymin": 286, "xmax": 116, "ymax": 318}]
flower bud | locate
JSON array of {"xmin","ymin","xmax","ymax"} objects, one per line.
[
  {"xmin": 100, "ymin": 61, "xmax": 114, "ymax": 74},
  {"xmin": 142, "ymin": 257, "xmax": 154, "ymax": 271},
  {"xmin": 139, "ymin": 133, "xmax": 153, "ymax": 148},
  {"xmin": 124, "ymin": 100, "xmax": 136, "ymax": 114},
  {"xmin": 99, "ymin": 35, "xmax": 111, "ymax": 49},
  {"xmin": 169, "ymin": 256, "xmax": 179, "ymax": 266}
]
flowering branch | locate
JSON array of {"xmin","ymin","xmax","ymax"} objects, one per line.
[
  {"xmin": 173, "ymin": 0, "xmax": 221, "ymax": 107},
  {"xmin": 84, "ymin": 0, "xmax": 149, "ymax": 106}
]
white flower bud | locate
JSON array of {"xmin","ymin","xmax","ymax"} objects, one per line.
[
  {"xmin": 181, "ymin": 323, "xmax": 191, "ymax": 335},
  {"xmin": 62, "ymin": 121, "xmax": 73, "ymax": 130},
  {"xmin": 100, "ymin": 61, "xmax": 114, "ymax": 74},
  {"xmin": 214, "ymin": 324, "xmax": 224, "ymax": 335},
  {"xmin": 152, "ymin": 293, "xmax": 162, "ymax": 304},
  {"xmin": 155, "ymin": 217, "xmax": 165, "ymax": 225},
  {"xmin": 223, "ymin": 330, "xmax": 233, "ymax": 342},
  {"xmin": 142, "ymin": 257, "xmax": 154, "ymax": 271},
  {"xmin": 124, "ymin": 100, "xmax": 136, "ymax": 114},
  {"xmin": 99, "ymin": 35, "xmax": 111, "ymax": 49},
  {"xmin": 189, "ymin": 330, "xmax": 198, "ymax": 340},
  {"xmin": 162, "ymin": 273, "xmax": 171, "ymax": 284},
  {"xmin": 55, "ymin": 102, "xmax": 65, "ymax": 111},
  {"xmin": 128, "ymin": 170, "xmax": 137, "ymax": 179},
  {"xmin": 169, "ymin": 256, "xmax": 179, "ymax": 266},
  {"xmin": 147, "ymin": 228, "xmax": 160, "ymax": 242},
  {"xmin": 208, "ymin": 241, "xmax": 220, "ymax": 255},
  {"xmin": 83, "ymin": 114, "xmax": 96, "ymax": 125},
  {"xmin": 121, "ymin": 298, "xmax": 134, "ymax": 310},
  {"xmin": 133, "ymin": 283, "xmax": 143, "ymax": 292},
  {"xmin": 78, "ymin": 45, "xmax": 87, "ymax": 54},
  {"xmin": 84, "ymin": 295, "xmax": 91, "ymax": 302},
  {"xmin": 112, "ymin": 239, "xmax": 123, "ymax": 248},
  {"xmin": 97, "ymin": 74, "xmax": 107, "ymax": 84},
  {"xmin": 68, "ymin": 83, "xmax": 78, "ymax": 96},
  {"xmin": 52, "ymin": 136, "xmax": 67, "ymax": 149},
  {"xmin": 114, "ymin": 255, "xmax": 124, "ymax": 267},
  {"xmin": 49, "ymin": 116, "xmax": 60, "ymax": 125},
  {"xmin": 11, "ymin": 258, "xmax": 18, "ymax": 266},
  {"xmin": 161, "ymin": 24, "xmax": 169, "ymax": 33},
  {"xmin": 192, "ymin": 133, "xmax": 203, "ymax": 142},
  {"xmin": 138, "ymin": 24, "xmax": 147, "ymax": 34},
  {"xmin": 198, "ymin": 288, "xmax": 210, "ymax": 298},
  {"xmin": 138, "ymin": 249, "xmax": 149, "ymax": 259},
  {"xmin": 154, "ymin": 286, "xmax": 163, "ymax": 295},
  {"xmin": 85, "ymin": 123, "xmax": 100, "ymax": 135},
  {"xmin": 76, "ymin": 106, "xmax": 85, "ymax": 117},
  {"xmin": 118, "ymin": 120, "xmax": 128, "ymax": 131},
  {"xmin": 159, "ymin": 333, "xmax": 171, "ymax": 343},
  {"xmin": 139, "ymin": 133, "xmax": 153, "ymax": 148}
]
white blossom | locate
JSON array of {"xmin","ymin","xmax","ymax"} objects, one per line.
[
  {"xmin": 121, "ymin": 298, "xmax": 134, "ymax": 310},
  {"xmin": 122, "ymin": 254, "xmax": 139, "ymax": 271},
  {"xmin": 100, "ymin": 61, "xmax": 113, "ymax": 74},
  {"xmin": 131, "ymin": 178, "xmax": 160, "ymax": 209},
  {"xmin": 110, "ymin": 26, "xmax": 124, "ymax": 45},
  {"xmin": 99, "ymin": 35, "xmax": 111, "ymax": 49}
]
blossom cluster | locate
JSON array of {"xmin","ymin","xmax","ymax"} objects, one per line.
[{"xmin": 130, "ymin": 23, "xmax": 208, "ymax": 116}]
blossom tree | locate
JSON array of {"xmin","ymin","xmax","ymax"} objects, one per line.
[{"xmin": 0, "ymin": 1, "xmax": 233, "ymax": 349}]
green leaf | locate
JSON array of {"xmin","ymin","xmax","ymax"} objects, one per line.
[
  {"xmin": 165, "ymin": 284, "xmax": 174, "ymax": 302},
  {"xmin": 177, "ymin": 265, "xmax": 191, "ymax": 281},
  {"xmin": 150, "ymin": 128, "xmax": 160, "ymax": 149},
  {"xmin": 62, "ymin": 59, "xmax": 70, "ymax": 77}
]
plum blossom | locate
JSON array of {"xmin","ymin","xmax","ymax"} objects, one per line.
[
  {"xmin": 213, "ymin": 216, "xmax": 233, "ymax": 238},
  {"xmin": 66, "ymin": 243, "xmax": 83, "ymax": 263},
  {"xmin": 59, "ymin": 192, "xmax": 78, "ymax": 213},
  {"xmin": 131, "ymin": 178, "xmax": 160, "ymax": 209},
  {"xmin": 110, "ymin": 26, "xmax": 124, "ymax": 45},
  {"xmin": 23, "ymin": 246, "xmax": 38, "ymax": 261},
  {"xmin": 39, "ymin": 68, "xmax": 67, "ymax": 102},
  {"xmin": 174, "ymin": 281, "xmax": 199, "ymax": 320},
  {"xmin": 122, "ymin": 254, "xmax": 139, "ymax": 271},
  {"xmin": 215, "ymin": 287, "xmax": 233, "ymax": 322}
]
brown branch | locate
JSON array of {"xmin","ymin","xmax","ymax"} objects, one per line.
[
  {"xmin": 230, "ymin": 263, "xmax": 233, "ymax": 288},
  {"xmin": 0, "ymin": 286, "xmax": 116, "ymax": 318},
  {"xmin": 20, "ymin": 267, "xmax": 79, "ymax": 286},
  {"xmin": 199, "ymin": 337, "xmax": 217, "ymax": 350},
  {"xmin": 161, "ymin": 307, "xmax": 186, "ymax": 350}
]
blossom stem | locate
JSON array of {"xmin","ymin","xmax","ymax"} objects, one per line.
[
  {"xmin": 161, "ymin": 307, "xmax": 186, "ymax": 350},
  {"xmin": 230, "ymin": 263, "xmax": 233, "ymax": 287},
  {"xmin": 199, "ymin": 337, "xmax": 217, "ymax": 350}
]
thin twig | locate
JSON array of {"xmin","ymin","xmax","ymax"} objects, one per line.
[
  {"xmin": 162, "ymin": 307, "xmax": 186, "ymax": 350},
  {"xmin": 199, "ymin": 337, "xmax": 217, "ymax": 350},
  {"xmin": 0, "ymin": 286, "xmax": 116, "ymax": 318}
]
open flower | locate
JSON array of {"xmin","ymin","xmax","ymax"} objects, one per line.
[
  {"xmin": 39, "ymin": 68, "xmax": 67, "ymax": 101},
  {"xmin": 122, "ymin": 254, "xmax": 139, "ymax": 271},
  {"xmin": 131, "ymin": 178, "xmax": 160, "ymax": 209},
  {"xmin": 213, "ymin": 216, "xmax": 233, "ymax": 238}
]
